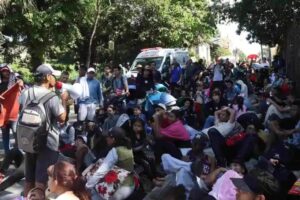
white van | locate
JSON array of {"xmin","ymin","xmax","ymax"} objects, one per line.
[{"xmin": 126, "ymin": 47, "xmax": 189, "ymax": 78}]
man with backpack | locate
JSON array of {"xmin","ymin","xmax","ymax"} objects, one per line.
[{"xmin": 17, "ymin": 63, "xmax": 67, "ymax": 196}]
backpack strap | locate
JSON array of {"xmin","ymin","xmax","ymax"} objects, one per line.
[
  {"xmin": 37, "ymin": 92, "xmax": 57, "ymax": 132},
  {"xmin": 38, "ymin": 92, "xmax": 57, "ymax": 105},
  {"xmin": 66, "ymin": 125, "xmax": 71, "ymax": 135}
]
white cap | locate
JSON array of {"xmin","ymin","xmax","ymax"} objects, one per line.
[
  {"xmin": 77, "ymin": 135, "xmax": 87, "ymax": 143},
  {"xmin": 87, "ymin": 67, "xmax": 96, "ymax": 73},
  {"xmin": 168, "ymin": 106, "xmax": 180, "ymax": 112},
  {"xmin": 154, "ymin": 103, "xmax": 167, "ymax": 111},
  {"xmin": 36, "ymin": 63, "xmax": 61, "ymax": 77}
]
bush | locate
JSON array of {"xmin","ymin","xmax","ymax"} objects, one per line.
[{"xmin": 10, "ymin": 63, "xmax": 34, "ymax": 83}]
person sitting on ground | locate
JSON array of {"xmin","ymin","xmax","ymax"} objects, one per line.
[
  {"xmin": 159, "ymin": 137, "xmax": 216, "ymax": 197},
  {"xmin": 152, "ymin": 109, "xmax": 190, "ymax": 160},
  {"xmin": 130, "ymin": 119, "xmax": 158, "ymax": 181},
  {"xmin": 224, "ymin": 79, "xmax": 240, "ymax": 103},
  {"xmin": 102, "ymin": 105, "xmax": 119, "ymax": 135},
  {"xmin": 209, "ymin": 122, "xmax": 263, "ymax": 168},
  {"xmin": 86, "ymin": 128, "xmax": 137, "ymax": 200},
  {"xmin": 0, "ymin": 148, "xmax": 25, "ymax": 191},
  {"xmin": 59, "ymin": 122, "xmax": 76, "ymax": 154},
  {"xmin": 132, "ymin": 105, "xmax": 146, "ymax": 122},
  {"xmin": 232, "ymin": 96, "xmax": 247, "ymax": 120},
  {"xmin": 189, "ymin": 161, "xmax": 248, "ymax": 200},
  {"xmin": 203, "ymin": 90, "xmax": 228, "ymax": 129},
  {"xmin": 265, "ymin": 104, "xmax": 300, "ymax": 151},
  {"xmin": 47, "ymin": 161, "xmax": 90, "ymax": 200},
  {"xmin": 180, "ymin": 98, "xmax": 196, "ymax": 128},
  {"xmin": 74, "ymin": 135, "xmax": 96, "ymax": 174},
  {"xmin": 202, "ymin": 107, "xmax": 236, "ymax": 167},
  {"xmin": 232, "ymin": 168, "xmax": 280, "ymax": 200}
]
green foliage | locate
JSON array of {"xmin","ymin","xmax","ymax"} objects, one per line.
[
  {"xmin": 1, "ymin": 0, "xmax": 88, "ymax": 68},
  {"xmin": 79, "ymin": 0, "xmax": 217, "ymax": 63},
  {"xmin": 211, "ymin": 43, "xmax": 231, "ymax": 58},
  {"xmin": 1, "ymin": 0, "xmax": 217, "ymax": 69},
  {"xmin": 213, "ymin": 0, "xmax": 300, "ymax": 46},
  {"xmin": 10, "ymin": 63, "xmax": 34, "ymax": 83}
]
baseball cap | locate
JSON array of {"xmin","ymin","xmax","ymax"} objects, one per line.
[
  {"xmin": 0, "ymin": 65, "xmax": 10, "ymax": 72},
  {"xmin": 36, "ymin": 64, "xmax": 61, "ymax": 77},
  {"xmin": 231, "ymin": 169, "xmax": 280, "ymax": 199},
  {"xmin": 87, "ymin": 67, "xmax": 96, "ymax": 73},
  {"xmin": 76, "ymin": 135, "xmax": 87, "ymax": 143},
  {"xmin": 154, "ymin": 103, "xmax": 166, "ymax": 111},
  {"xmin": 136, "ymin": 64, "xmax": 143, "ymax": 69},
  {"xmin": 168, "ymin": 106, "xmax": 180, "ymax": 112}
]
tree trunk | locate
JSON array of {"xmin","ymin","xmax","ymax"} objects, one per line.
[
  {"xmin": 85, "ymin": 0, "xmax": 101, "ymax": 68},
  {"xmin": 29, "ymin": 46, "xmax": 45, "ymax": 71}
]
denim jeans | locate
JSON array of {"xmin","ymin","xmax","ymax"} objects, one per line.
[
  {"xmin": 1, "ymin": 121, "xmax": 17, "ymax": 154},
  {"xmin": 208, "ymin": 128, "xmax": 258, "ymax": 167},
  {"xmin": 203, "ymin": 116, "xmax": 215, "ymax": 129}
]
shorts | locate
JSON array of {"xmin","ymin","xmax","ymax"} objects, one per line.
[
  {"xmin": 78, "ymin": 103, "xmax": 96, "ymax": 121},
  {"xmin": 25, "ymin": 147, "xmax": 58, "ymax": 184}
]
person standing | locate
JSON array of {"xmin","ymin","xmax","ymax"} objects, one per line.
[
  {"xmin": 112, "ymin": 66, "xmax": 129, "ymax": 96},
  {"xmin": 73, "ymin": 66, "xmax": 87, "ymax": 116},
  {"xmin": 0, "ymin": 64, "xmax": 22, "ymax": 154},
  {"xmin": 59, "ymin": 71, "xmax": 71, "ymax": 122},
  {"xmin": 150, "ymin": 62, "xmax": 162, "ymax": 83},
  {"xmin": 136, "ymin": 66, "xmax": 155, "ymax": 99},
  {"xmin": 212, "ymin": 58, "xmax": 224, "ymax": 91},
  {"xmin": 19, "ymin": 64, "xmax": 67, "ymax": 196},
  {"xmin": 78, "ymin": 67, "xmax": 103, "ymax": 123},
  {"xmin": 100, "ymin": 65, "xmax": 113, "ymax": 106},
  {"xmin": 169, "ymin": 62, "xmax": 183, "ymax": 95}
]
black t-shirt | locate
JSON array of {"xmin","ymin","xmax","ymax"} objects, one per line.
[
  {"xmin": 268, "ymin": 113, "xmax": 298, "ymax": 130},
  {"xmin": 205, "ymin": 98, "xmax": 228, "ymax": 116},
  {"xmin": 0, "ymin": 81, "xmax": 9, "ymax": 94}
]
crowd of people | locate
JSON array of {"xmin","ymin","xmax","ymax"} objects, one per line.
[{"xmin": 0, "ymin": 54, "xmax": 299, "ymax": 200}]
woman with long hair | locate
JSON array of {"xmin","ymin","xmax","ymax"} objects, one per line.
[
  {"xmin": 130, "ymin": 119, "xmax": 157, "ymax": 181},
  {"xmin": 47, "ymin": 161, "xmax": 90, "ymax": 200},
  {"xmin": 232, "ymin": 96, "xmax": 247, "ymax": 120},
  {"xmin": 152, "ymin": 109, "xmax": 190, "ymax": 160},
  {"xmin": 86, "ymin": 127, "xmax": 138, "ymax": 200}
]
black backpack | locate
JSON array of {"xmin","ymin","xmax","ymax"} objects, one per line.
[{"xmin": 17, "ymin": 88, "xmax": 56, "ymax": 153}]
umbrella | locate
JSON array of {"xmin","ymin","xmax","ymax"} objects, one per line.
[
  {"xmin": 247, "ymin": 54, "xmax": 258, "ymax": 60},
  {"xmin": 144, "ymin": 92, "xmax": 177, "ymax": 112},
  {"xmin": 252, "ymin": 63, "xmax": 265, "ymax": 70},
  {"xmin": 159, "ymin": 92, "xmax": 177, "ymax": 106}
]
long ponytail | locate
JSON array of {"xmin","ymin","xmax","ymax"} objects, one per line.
[
  {"xmin": 48, "ymin": 161, "xmax": 91, "ymax": 200},
  {"xmin": 72, "ymin": 176, "xmax": 91, "ymax": 200}
]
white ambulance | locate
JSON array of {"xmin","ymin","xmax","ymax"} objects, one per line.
[{"xmin": 126, "ymin": 47, "xmax": 189, "ymax": 78}]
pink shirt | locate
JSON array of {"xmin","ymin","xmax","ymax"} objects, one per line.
[
  {"xmin": 160, "ymin": 120, "xmax": 190, "ymax": 141},
  {"xmin": 209, "ymin": 170, "xmax": 242, "ymax": 200}
]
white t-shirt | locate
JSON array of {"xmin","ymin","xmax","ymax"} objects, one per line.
[
  {"xmin": 202, "ymin": 121, "xmax": 235, "ymax": 137},
  {"xmin": 213, "ymin": 64, "xmax": 223, "ymax": 81},
  {"xmin": 56, "ymin": 191, "xmax": 79, "ymax": 200},
  {"xmin": 86, "ymin": 148, "xmax": 118, "ymax": 189}
]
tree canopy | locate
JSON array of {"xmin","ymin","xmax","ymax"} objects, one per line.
[
  {"xmin": 1, "ymin": 0, "xmax": 217, "ymax": 69},
  {"xmin": 213, "ymin": 0, "xmax": 300, "ymax": 47}
]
